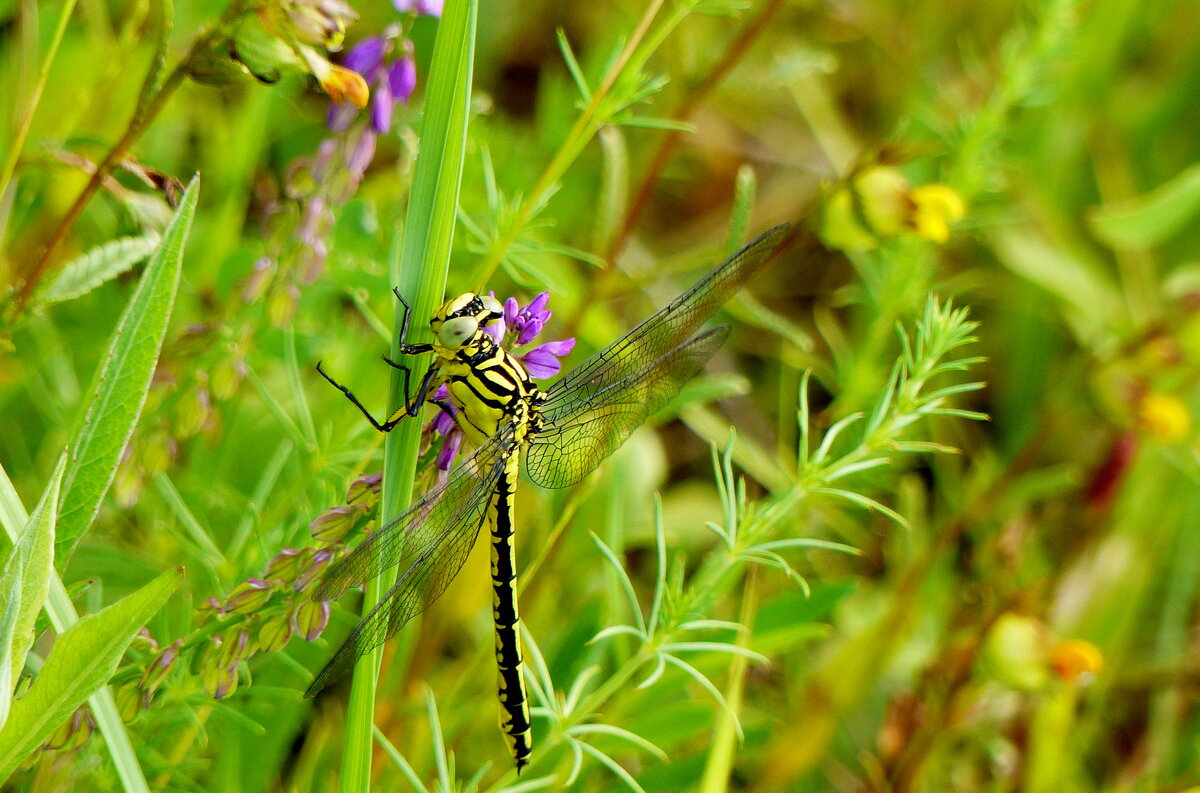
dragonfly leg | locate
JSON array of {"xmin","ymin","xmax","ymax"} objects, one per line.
[
  {"xmin": 389, "ymin": 288, "xmax": 436, "ymax": 355},
  {"xmin": 316, "ymin": 361, "xmax": 406, "ymax": 432}
]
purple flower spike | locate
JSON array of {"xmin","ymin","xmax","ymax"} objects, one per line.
[
  {"xmin": 329, "ymin": 35, "xmax": 417, "ymax": 135},
  {"xmin": 512, "ymin": 291, "xmax": 552, "ymax": 345}
]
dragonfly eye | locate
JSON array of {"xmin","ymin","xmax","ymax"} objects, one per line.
[{"xmin": 438, "ymin": 316, "xmax": 479, "ymax": 348}]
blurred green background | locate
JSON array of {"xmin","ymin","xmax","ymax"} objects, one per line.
[{"xmin": 2, "ymin": 0, "xmax": 1199, "ymax": 791}]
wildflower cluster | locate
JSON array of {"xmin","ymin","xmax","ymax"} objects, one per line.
[
  {"xmin": 193, "ymin": 472, "xmax": 381, "ymax": 699},
  {"xmin": 426, "ymin": 292, "xmax": 575, "ymax": 473},
  {"xmin": 247, "ymin": 8, "xmax": 437, "ymax": 325},
  {"xmin": 186, "ymin": 0, "xmax": 366, "ymax": 107}
]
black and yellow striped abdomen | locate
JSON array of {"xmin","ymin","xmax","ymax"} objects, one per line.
[{"xmin": 488, "ymin": 443, "xmax": 532, "ymax": 770}]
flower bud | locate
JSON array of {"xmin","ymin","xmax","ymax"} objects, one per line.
[
  {"xmin": 291, "ymin": 598, "xmax": 331, "ymax": 641},
  {"xmin": 115, "ymin": 681, "xmax": 143, "ymax": 722},
  {"xmin": 217, "ymin": 627, "xmax": 254, "ymax": 669},
  {"xmin": 176, "ymin": 387, "xmax": 213, "ymax": 439},
  {"xmin": 258, "ymin": 611, "xmax": 293, "ymax": 653},
  {"xmin": 140, "ymin": 638, "xmax": 183, "ymax": 695},
  {"xmin": 113, "ymin": 458, "xmax": 144, "ymax": 509},
  {"xmin": 265, "ymin": 547, "xmax": 308, "ymax": 585},
  {"xmin": 225, "ymin": 578, "xmax": 275, "ymax": 615},
  {"xmin": 204, "ymin": 663, "xmax": 240, "ymax": 700},
  {"xmin": 310, "ymin": 503, "xmax": 369, "ymax": 543},
  {"xmin": 141, "ymin": 427, "xmax": 178, "ymax": 476},
  {"xmin": 981, "ymin": 613, "xmax": 1049, "ymax": 691},
  {"xmin": 211, "ymin": 357, "xmax": 246, "ymax": 401},
  {"xmin": 294, "ymin": 548, "xmax": 334, "ymax": 591},
  {"xmin": 242, "ymin": 257, "xmax": 274, "ymax": 304},
  {"xmin": 267, "ymin": 282, "xmax": 300, "ymax": 327},
  {"xmin": 187, "ymin": 36, "xmax": 256, "ymax": 86},
  {"xmin": 346, "ymin": 472, "xmax": 382, "ymax": 505}
]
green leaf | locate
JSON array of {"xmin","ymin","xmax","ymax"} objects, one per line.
[
  {"xmin": 36, "ymin": 234, "xmax": 161, "ymax": 306},
  {"xmin": 0, "ymin": 567, "xmax": 181, "ymax": 781},
  {"xmin": 1088, "ymin": 164, "xmax": 1200, "ymax": 249},
  {"xmin": 55, "ymin": 176, "xmax": 199, "ymax": 572},
  {"xmin": 0, "ymin": 454, "xmax": 65, "ymax": 731}
]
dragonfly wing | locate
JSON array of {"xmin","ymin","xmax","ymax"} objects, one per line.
[
  {"xmin": 316, "ymin": 431, "xmax": 510, "ymax": 602},
  {"xmin": 538, "ymin": 223, "xmax": 787, "ymax": 418},
  {"xmin": 306, "ymin": 430, "xmax": 513, "ymax": 697},
  {"xmin": 525, "ymin": 326, "xmax": 729, "ymax": 489}
]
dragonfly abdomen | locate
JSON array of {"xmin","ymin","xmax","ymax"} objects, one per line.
[{"xmin": 489, "ymin": 449, "xmax": 532, "ymax": 771}]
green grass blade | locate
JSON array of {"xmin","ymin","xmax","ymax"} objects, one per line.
[
  {"xmin": 34, "ymin": 234, "xmax": 162, "ymax": 307},
  {"xmin": 0, "ymin": 455, "xmax": 64, "ymax": 728},
  {"xmin": 54, "ymin": 175, "xmax": 199, "ymax": 571},
  {"xmin": 338, "ymin": 1, "xmax": 476, "ymax": 789},
  {"xmin": 0, "ymin": 567, "xmax": 181, "ymax": 782}
]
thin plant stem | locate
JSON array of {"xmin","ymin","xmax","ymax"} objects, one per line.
[
  {"xmin": 469, "ymin": 0, "xmax": 668, "ymax": 291},
  {"xmin": 13, "ymin": 3, "xmax": 241, "ymax": 314},
  {"xmin": 607, "ymin": 0, "xmax": 787, "ymax": 264}
]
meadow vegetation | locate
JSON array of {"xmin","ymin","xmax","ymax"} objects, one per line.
[{"xmin": 1, "ymin": 0, "xmax": 1198, "ymax": 791}]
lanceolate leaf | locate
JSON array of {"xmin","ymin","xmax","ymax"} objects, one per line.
[
  {"xmin": 37, "ymin": 234, "xmax": 162, "ymax": 306},
  {"xmin": 54, "ymin": 176, "xmax": 199, "ymax": 572},
  {"xmin": 0, "ymin": 454, "xmax": 65, "ymax": 732},
  {"xmin": 0, "ymin": 567, "xmax": 181, "ymax": 781}
]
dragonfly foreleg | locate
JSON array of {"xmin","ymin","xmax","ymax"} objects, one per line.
[{"xmin": 316, "ymin": 361, "xmax": 410, "ymax": 433}]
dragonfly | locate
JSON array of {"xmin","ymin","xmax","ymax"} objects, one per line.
[{"xmin": 306, "ymin": 223, "xmax": 790, "ymax": 771}]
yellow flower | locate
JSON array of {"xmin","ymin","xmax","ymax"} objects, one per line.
[
  {"xmin": 818, "ymin": 167, "xmax": 966, "ymax": 252},
  {"xmin": 1049, "ymin": 639, "xmax": 1103, "ymax": 684},
  {"xmin": 320, "ymin": 63, "xmax": 370, "ymax": 108},
  {"xmin": 911, "ymin": 184, "xmax": 965, "ymax": 243},
  {"xmin": 1137, "ymin": 392, "xmax": 1191, "ymax": 442}
]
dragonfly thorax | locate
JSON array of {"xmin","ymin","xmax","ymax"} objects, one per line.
[{"xmin": 429, "ymin": 292, "xmax": 545, "ymax": 446}]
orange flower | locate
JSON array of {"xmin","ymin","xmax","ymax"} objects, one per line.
[{"xmin": 1049, "ymin": 639, "xmax": 1103, "ymax": 683}]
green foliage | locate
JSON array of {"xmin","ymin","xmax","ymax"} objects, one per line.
[
  {"xmin": 0, "ymin": 568, "xmax": 179, "ymax": 780},
  {"xmin": 2, "ymin": 0, "xmax": 1198, "ymax": 791},
  {"xmin": 55, "ymin": 178, "xmax": 199, "ymax": 571},
  {"xmin": 0, "ymin": 454, "xmax": 62, "ymax": 721}
]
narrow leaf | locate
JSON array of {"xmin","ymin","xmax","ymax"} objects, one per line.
[
  {"xmin": 1, "ymin": 455, "xmax": 65, "ymax": 706},
  {"xmin": 1089, "ymin": 164, "xmax": 1200, "ymax": 249},
  {"xmin": 55, "ymin": 176, "xmax": 199, "ymax": 571},
  {"xmin": 0, "ymin": 567, "xmax": 181, "ymax": 780}
]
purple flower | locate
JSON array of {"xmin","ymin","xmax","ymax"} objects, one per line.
[
  {"xmin": 328, "ymin": 35, "xmax": 417, "ymax": 134},
  {"xmin": 426, "ymin": 292, "xmax": 575, "ymax": 471},
  {"xmin": 520, "ymin": 338, "xmax": 575, "ymax": 379},
  {"xmin": 393, "ymin": 0, "xmax": 442, "ymax": 15}
]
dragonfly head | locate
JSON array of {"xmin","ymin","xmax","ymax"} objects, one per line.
[{"xmin": 431, "ymin": 292, "xmax": 505, "ymax": 351}]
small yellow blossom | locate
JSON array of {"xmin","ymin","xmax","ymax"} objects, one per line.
[
  {"xmin": 911, "ymin": 184, "xmax": 966, "ymax": 243},
  {"xmin": 1137, "ymin": 392, "xmax": 1191, "ymax": 442},
  {"xmin": 819, "ymin": 166, "xmax": 965, "ymax": 252},
  {"xmin": 1049, "ymin": 639, "xmax": 1103, "ymax": 684},
  {"xmin": 320, "ymin": 63, "xmax": 370, "ymax": 108}
]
